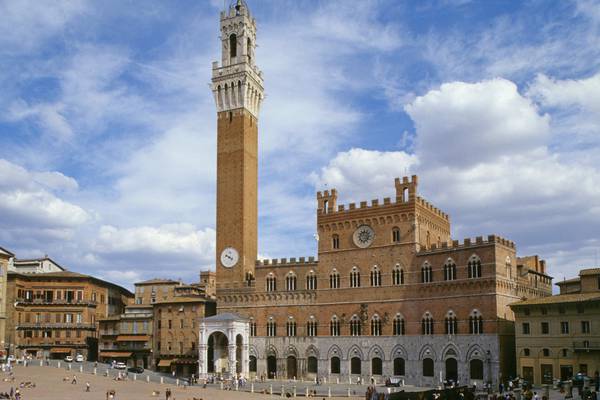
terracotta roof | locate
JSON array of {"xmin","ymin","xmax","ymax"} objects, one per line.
[
  {"xmin": 153, "ymin": 296, "xmax": 212, "ymax": 304},
  {"xmin": 8, "ymin": 271, "xmax": 133, "ymax": 297},
  {"xmin": 580, "ymin": 268, "xmax": 600, "ymax": 276},
  {"xmin": 135, "ymin": 279, "xmax": 180, "ymax": 285},
  {"xmin": 509, "ymin": 292, "xmax": 600, "ymax": 307}
]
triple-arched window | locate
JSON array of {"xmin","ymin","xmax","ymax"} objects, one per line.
[
  {"xmin": 350, "ymin": 267, "xmax": 361, "ymax": 288},
  {"xmin": 330, "ymin": 269, "xmax": 340, "ymax": 289},
  {"xmin": 444, "ymin": 259, "xmax": 457, "ymax": 281},
  {"xmin": 445, "ymin": 310, "xmax": 458, "ymax": 334},
  {"xmin": 286, "ymin": 316, "xmax": 296, "ymax": 337},
  {"xmin": 370, "ymin": 266, "xmax": 381, "ymax": 287},
  {"xmin": 286, "ymin": 272, "xmax": 297, "ymax": 291},
  {"xmin": 421, "ymin": 262, "xmax": 432, "ymax": 283},
  {"xmin": 266, "ymin": 273, "xmax": 276, "ymax": 292},
  {"xmin": 469, "ymin": 310, "xmax": 484, "ymax": 334},
  {"xmin": 393, "ymin": 314, "xmax": 405, "ymax": 335},
  {"xmin": 392, "ymin": 265, "xmax": 404, "ymax": 285},
  {"xmin": 306, "ymin": 271, "xmax": 317, "ymax": 290},
  {"xmin": 330, "ymin": 315, "xmax": 340, "ymax": 336},
  {"xmin": 350, "ymin": 315, "xmax": 362, "ymax": 336},
  {"xmin": 306, "ymin": 316, "xmax": 317, "ymax": 337},
  {"xmin": 371, "ymin": 315, "xmax": 382, "ymax": 336},
  {"xmin": 468, "ymin": 255, "xmax": 482, "ymax": 278},
  {"xmin": 422, "ymin": 312, "xmax": 434, "ymax": 335},
  {"xmin": 266, "ymin": 317, "xmax": 276, "ymax": 336},
  {"xmin": 332, "ymin": 234, "xmax": 340, "ymax": 249}
]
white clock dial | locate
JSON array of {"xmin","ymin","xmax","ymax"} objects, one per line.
[
  {"xmin": 220, "ymin": 247, "xmax": 239, "ymax": 268},
  {"xmin": 353, "ymin": 225, "xmax": 375, "ymax": 248}
]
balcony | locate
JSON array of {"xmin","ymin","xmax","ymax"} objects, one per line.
[
  {"xmin": 16, "ymin": 298, "xmax": 97, "ymax": 307},
  {"xmin": 17, "ymin": 323, "xmax": 96, "ymax": 330},
  {"xmin": 573, "ymin": 341, "xmax": 600, "ymax": 352}
]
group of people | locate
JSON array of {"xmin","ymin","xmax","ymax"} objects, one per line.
[
  {"xmin": 365, "ymin": 385, "xmax": 391, "ymax": 400},
  {"xmin": 0, "ymin": 388, "xmax": 21, "ymax": 400}
]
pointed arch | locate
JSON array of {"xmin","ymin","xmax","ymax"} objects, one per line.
[
  {"xmin": 368, "ymin": 344, "xmax": 385, "ymax": 361},
  {"xmin": 327, "ymin": 344, "xmax": 342, "ymax": 360},
  {"xmin": 347, "ymin": 344, "xmax": 364, "ymax": 360},
  {"xmin": 441, "ymin": 342, "xmax": 461, "ymax": 360},
  {"xmin": 418, "ymin": 344, "xmax": 436, "ymax": 361},
  {"xmin": 390, "ymin": 344, "xmax": 408, "ymax": 360}
]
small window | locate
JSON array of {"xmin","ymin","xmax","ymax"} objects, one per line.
[
  {"xmin": 332, "ymin": 234, "xmax": 340, "ymax": 249},
  {"xmin": 392, "ymin": 227, "xmax": 401, "ymax": 243},
  {"xmin": 581, "ymin": 321, "xmax": 590, "ymax": 334},
  {"xmin": 523, "ymin": 348, "xmax": 530, "ymax": 356},
  {"xmin": 542, "ymin": 348, "xmax": 550, "ymax": 357},
  {"xmin": 541, "ymin": 322, "xmax": 549, "ymax": 334},
  {"xmin": 522, "ymin": 322, "xmax": 530, "ymax": 335},
  {"xmin": 229, "ymin": 34, "xmax": 237, "ymax": 58},
  {"xmin": 560, "ymin": 321, "xmax": 569, "ymax": 334}
]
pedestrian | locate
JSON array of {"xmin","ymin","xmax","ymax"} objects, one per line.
[
  {"xmin": 165, "ymin": 387, "xmax": 172, "ymax": 400},
  {"xmin": 72, "ymin": 375, "xmax": 77, "ymax": 384},
  {"xmin": 86, "ymin": 381, "xmax": 91, "ymax": 392}
]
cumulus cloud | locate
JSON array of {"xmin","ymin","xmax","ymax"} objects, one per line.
[
  {"xmin": 405, "ymin": 79, "xmax": 550, "ymax": 168},
  {"xmin": 0, "ymin": 159, "xmax": 88, "ymax": 231},
  {"xmin": 309, "ymin": 148, "xmax": 418, "ymax": 203},
  {"xmin": 94, "ymin": 224, "xmax": 215, "ymax": 261},
  {"xmin": 312, "ymin": 77, "xmax": 600, "ymax": 280}
]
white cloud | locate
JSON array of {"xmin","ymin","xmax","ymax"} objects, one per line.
[
  {"xmin": 0, "ymin": 0, "xmax": 86, "ymax": 53},
  {"xmin": 312, "ymin": 77, "xmax": 600, "ymax": 280},
  {"xmin": 406, "ymin": 79, "xmax": 550, "ymax": 168},
  {"xmin": 94, "ymin": 224, "xmax": 215, "ymax": 261},
  {"xmin": 309, "ymin": 148, "xmax": 418, "ymax": 203},
  {"xmin": 0, "ymin": 159, "xmax": 88, "ymax": 231}
]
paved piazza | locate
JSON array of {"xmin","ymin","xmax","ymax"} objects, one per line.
[{"xmin": 1, "ymin": 365, "xmax": 368, "ymax": 399}]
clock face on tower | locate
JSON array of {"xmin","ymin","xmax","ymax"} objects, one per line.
[
  {"xmin": 353, "ymin": 225, "xmax": 375, "ymax": 248},
  {"xmin": 220, "ymin": 247, "xmax": 239, "ymax": 268}
]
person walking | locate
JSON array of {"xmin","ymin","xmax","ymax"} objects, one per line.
[
  {"xmin": 86, "ymin": 381, "xmax": 91, "ymax": 392},
  {"xmin": 165, "ymin": 387, "xmax": 172, "ymax": 400},
  {"xmin": 72, "ymin": 375, "xmax": 77, "ymax": 384}
]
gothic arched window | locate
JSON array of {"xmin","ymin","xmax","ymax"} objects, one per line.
[
  {"xmin": 306, "ymin": 271, "xmax": 317, "ymax": 290},
  {"xmin": 350, "ymin": 267, "xmax": 361, "ymax": 288},
  {"xmin": 350, "ymin": 315, "xmax": 362, "ymax": 336},
  {"xmin": 392, "ymin": 264, "xmax": 404, "ymax": 285},
  {"xmin": 370, "ymin": 314, "xmax": 381, "ymax": 336},
  {"xmin": 469, "ymin": 310, "xmax": 483, "ymax": 334},
  {"xmin": 445, "ymin": 310, "xmax": 458, "ymax": 334},
  {"xmin": 444, "ymin": 259, "xmax": 457, "ymax": 281},
  {"xmin": 468, "ymin": 255, "xmax": 482, "ymax": 278},
  {"xmin": 370, "ymin": 266, "xmax": 381, "ymax": 287},
  {"xmin": 286, "ymin": 272, "xmax": 297, "ymax": 291},
  {"xmin": 306, "ymin": 316, "xmax": 317, "ymax": 337},
  {"xmin": 421, "ymin": 312, "xmax": 434, "ymax": 335},
  {"xmin": 392, "ymin": 227, "xmax": 401, "ymax": 243},
  {"xmin": 229, "ymin": 34, "xmax": 237, "ymax": 58},
  {"xmin": 393, "ymin": 314, "xmax": 405, "ymax": 335},
  {"xmin": 329, "ymin": 269, "xmax": 340, "ymax": 289},
  {"xmin": 330, "ymin": 315, "xmax": 340, "ymax": 336}
]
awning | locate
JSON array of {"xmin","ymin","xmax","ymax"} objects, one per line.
[
  {"xmin": 50, "ymin": 348, "xmax": 72, "ymax": 353},
  {"xmin": 157, "ymin": 359, "xmax": 173, "ymax": 367},
  {"xmin": 173, "ymin": 358, "xmax": 198, "ymax": 365},
  {"xmin": 116, "ymin": 335, "xmax": 150, "ymax": 342},
  {"xmin": 99, "ymin": 351, "xmax": 132, "ymax": 358}
]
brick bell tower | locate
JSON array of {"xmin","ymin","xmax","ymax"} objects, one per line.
[{"xmin": 212, "ymin": 0, "xmax": 263, "ymax": 288}]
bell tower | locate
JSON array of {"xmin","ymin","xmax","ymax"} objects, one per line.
[{"xmin": 212, "ymin": 0, "xmax": 263, "ymax": 288}]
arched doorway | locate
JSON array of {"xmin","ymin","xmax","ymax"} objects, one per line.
[
  {"xmin": 249, "ymin": 356, "xmax": 257, "ymax": 373},
  {"xmin": 267, "ymin": 355, "xmax": 277, "ymax": 379},
  {"xmin": 330, "ymin": 357, "xmax": 340, "ymax": 374},
  {"xmin": 307, "ymin": 356, "xmax": 318, "ymax": 374},
  {"xmin": 351, "ymin": 357, "xmax": 361, "ymax": 374},
  {"xmin": 445, "ymin": 358, "xmax": 458, "ymax": 382},
  {"xmin": 372, "ymin": 357, "xmax": 382, "ymax": 375},
  {"xmin": 235, "ymin": 334, "xmax": 243, "ymax": 374},
  {"xmin": 393, "ymin": 358, "xmax": 405, "ymax": 376},
  {"xmin": 470, "ymin": 359, "xmax": 484, "ymax": 380},
  {"xmin": 287, "ymin": 355, "xmax": 298, "ymax": 379},
  {"xmin": 207, "ymin": 331, "xmax": 228, "ymax": 374}
]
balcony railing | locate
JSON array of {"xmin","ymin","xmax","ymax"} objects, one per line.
[
  {"xmin": 17, "ymin": 323, "xmax": 96, "ymax": 330},
  {"xmin": 573, "ymin": 341, "xmax": 600, "ymax": 351},
  {"xmin": 16, "ymin": 298, "xmax": 97, "ymax": 306}
]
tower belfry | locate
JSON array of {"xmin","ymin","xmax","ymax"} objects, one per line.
[{"xmin": 212, "ymin": 0, "xmax": 264, "ymax": 288}]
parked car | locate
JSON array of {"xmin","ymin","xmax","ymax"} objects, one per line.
[
  {"xmin": 64, "ymin": 355, "xmax": 73, "ymax": 363},
  {"xmin": 75, "ymin": 354, "xmax": 84, "ymax": 362},
  {"xmin": 128, "ymin": 366, "xmax": 144, "ymax": 374},
  {"xmin": 114, "ymin": 362, "xmax": 127, "ymax": 370}
]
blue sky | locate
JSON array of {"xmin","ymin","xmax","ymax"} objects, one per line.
[{"xmin": 1, "ymin": 0, "xmax": 599, "ymax": 289}]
